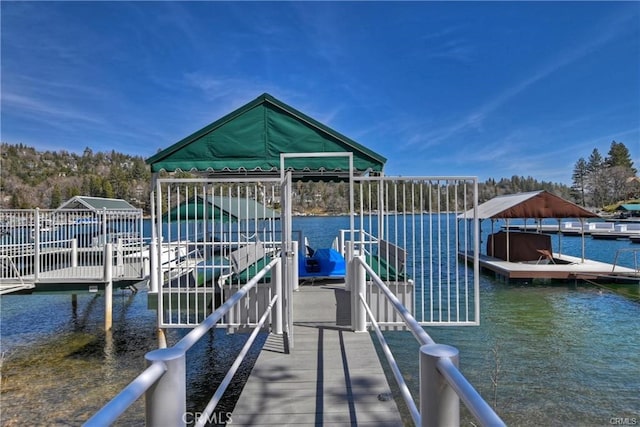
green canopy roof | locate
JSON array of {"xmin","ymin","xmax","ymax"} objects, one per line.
[
  {"xmin": 617, "ymin": 204, "xmax": 640, "ymax": 212},
  {"xmin": 164, "ymin": 196, "xmax": 279, "ymax": 222},
  {"xmin": 146, "ymin": 93, "xmax": 386, "ymax": 176}
]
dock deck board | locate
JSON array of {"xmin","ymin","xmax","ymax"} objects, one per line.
[{"xmin": 231, "ymin": 284, "xmax": 402, "ymax": 426}]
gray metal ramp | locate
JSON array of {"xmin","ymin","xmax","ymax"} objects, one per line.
[{"xmin": 231, "ymin": 284, "xmax": 402, "ymax": 426}]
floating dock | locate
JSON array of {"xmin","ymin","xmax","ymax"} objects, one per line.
[
  {"xmin": 460, "ymin": 252, "xmax": 640, "ymax": 283},
  {"xmin": 231, "ymin": 283, "xmax": 403, "ymax": 426}
]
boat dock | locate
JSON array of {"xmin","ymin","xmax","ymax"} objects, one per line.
[
  {"xmin": 461, "ymin": 252, "xmax": 640, "ymax": 282},
  {"xmin": 0, "ymin": 202, "xmax": 148, "ymax": 295},
  {"xmin": 231, "ymin": 283, "xmax": 403, "ymax": 426}
]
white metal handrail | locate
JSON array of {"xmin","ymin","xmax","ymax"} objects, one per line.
[
  {"xmin": 195, "ymin": 294, "xmax": 278, "ymax": 427},
  {"xmin": 436, "ymin": 356, "xmax": 505, "ymax": 426},
  {"xmin": 337, "ymin": 228, "xmax": 379, "ymax": 257},
  {"xmin": 359, "ymin": 292, "xmax": 421, "ymax": 425},
  {"xmin": 354, "ymin": 256, "xmax": 505, "ymax": 427},
  {"xmin": 84, "ymin": 257, "xmax": 280, "ymax": 427},
  {"xmin": 174, "ymin": 257, "xmax": 278, "ymax": 352},
  {"xmin": 1, "ymin": 207, "xmax": 145, "ymax": 285},
  {"xmin": 611, "ymin": 247, "xmax": 640, "ymax": 273},
  {"xmin": 84, "ymin": 361, "xmax": 167, "ymax": 426},
  {"xmin": 356, "ymin": 257, "xmax": 434, "ymax": 345}
]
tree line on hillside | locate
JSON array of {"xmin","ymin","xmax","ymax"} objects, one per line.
[
  {"xmin": 8, "ymin": 142, "xmax": 632, "ymax": 213},
  {"xmin": 0, "ymin": 143, "xmax": 151, "ymax": 210},
  {"xmin": 571, "ymin": 141, "xmax": 638, "ymax": 208}
]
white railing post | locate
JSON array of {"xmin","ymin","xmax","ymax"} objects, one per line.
[
  {"xmin": 34, "ymin": 208, "xmax": 40, "ymax": 282},
  {"xmin": 272, "ymin": 257, "xmax": 283, "ymax": 334},
  {"xmin": 344, "ymin": 241, "xmax": 354, "ymax": 291},
  {"xmin": 145, "ymin": 347, "xmax": 186, "ymax": 427},
  {"xmin": 71, "ymin": 239, "xmax": 78, "ymax": 268},
  {"xmin": 420, "ymin": 344, "xmax": 460, "ymax": 427},
  {"xmin": 116, "ymin": 238, "xmax": 124, "ymax": 267},
  {"xmin": 351, "ymin": 256, "xmax": 366, "ymax": 332},
  {"xmin": 104, "ymin": 243, "xmax": 113, "ymax": 331},
  {"xmin": 149, "ymin": 238, "xmax": 158, "ymax": 293},
  {"xmin": 291, "ymin": 240, "xmax": 299, "ymax": 292}
]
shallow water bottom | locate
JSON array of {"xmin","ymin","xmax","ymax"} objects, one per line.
[{"xmin": 0, "ymin": 288, "xmax": 264, "ymax": 426}]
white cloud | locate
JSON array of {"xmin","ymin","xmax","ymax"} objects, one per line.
[{"xmin": 2, "ymin": 92, "xmax": 105, "ymax": 126}]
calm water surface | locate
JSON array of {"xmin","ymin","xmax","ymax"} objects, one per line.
[{"xmin": 1, "ymin": 216, "xmax": 639, "ymax": 426}]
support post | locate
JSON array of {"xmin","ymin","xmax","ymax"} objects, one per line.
[
  {"xmin": 345, "ymin": 241, "xmax": 354, "ymax": 291},
  {"xmin": 116, "ymin": 238, "xmax": 123, "ymax": 267},
  {"xmin": 34, "ymin": 208, "xmax": 40, "ymax": 282},
  {"xmin": 420, "ymin": 344, "xmax": 460, "ymax": 427},
  {"xmin": 71, "ymin": 294, "xmax": 77, "ymax": 317},
  {"xmin": 272, "ymin": 258, "xmax": 283, "ymax": 334},
  {"xmin": 351, "ymin": 255, "xmax": 366, "ymax": 332},
  {"xmin": 71, "ymin": 239, "xmax": 78, "ymax": 268},
  {"xmin": 291, "ymin": 240, "xmax": 299, "ymax": 292},
  {"xmin": 149, "ymin": 238, "xmax": 158, "ymax": 293},
  {"xmin": 104, "ymin": 243, "xmax": 113, "ymax": 331},
  {"xmin": 145, "ymin": 347, "xmax": 186, "ymax": 426},
  {"xmin": 157, "ymin": 328, "xmax": 167, "ymax": 349}
]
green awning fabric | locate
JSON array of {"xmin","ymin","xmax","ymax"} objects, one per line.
[
  {"xmin": 164, "ymin": 196, "xmax": 279, "ymax": 222},
  {"xmin": 146, "ymin": 93, "xmax": 386, "ymax": 175}
]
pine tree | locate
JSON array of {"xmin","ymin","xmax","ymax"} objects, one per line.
[
  {"xmin": 571, "ymin": 158, "xmax": 588, "ymax": 206},
  {"xmin": 50, "ymin": 185, "xmax": 62, "ymax": 208},
  {"xmin": 103, "ymin": 180, "xmax": 115, "ymax": 199},
  {"xmin": 587, "ymin": 148, "xmax": 608, "ymax": 207},
  {"xmin": 606, "ymin": 141, "xmax": 636, "ymax": 173},
  {"xmin": 606, "ymin": 141, "xmax": 637, "ymax": 202}
]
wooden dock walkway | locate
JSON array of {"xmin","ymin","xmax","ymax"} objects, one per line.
[{"xmin": 231, "ymin": 283, "xmax": 403, "ymax": 426}]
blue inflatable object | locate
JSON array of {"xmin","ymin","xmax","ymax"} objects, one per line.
[{"xmin": 299, "ymin": 247, "xmax": 346, "ymax": 278}]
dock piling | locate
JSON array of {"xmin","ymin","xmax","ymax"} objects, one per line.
[{"xmin": 104, "ymin": 243, "xmax": 113, "ymax": 331}]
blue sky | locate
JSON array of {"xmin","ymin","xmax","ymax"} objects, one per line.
[{"xmin": 1, "ymin": 1, "xmax": 639, "ymax": 184}]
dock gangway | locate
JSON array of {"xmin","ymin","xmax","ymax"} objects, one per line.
[{"xmin": 85, "ymin": 250, "xmax": 504, "ymax": 426}]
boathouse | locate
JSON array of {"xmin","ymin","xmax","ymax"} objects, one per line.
[
  {"xmin": 459, "ymin": 190, "xmax": 639, "ymax": 282},
  {"xmin": 616, "ymin": 203, "xmax": 640, "ymax": 218}
]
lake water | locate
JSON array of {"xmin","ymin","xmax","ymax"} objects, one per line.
[{"xmin": 1, "ymin": 216, "xmax": 639, "ymax": 426}]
